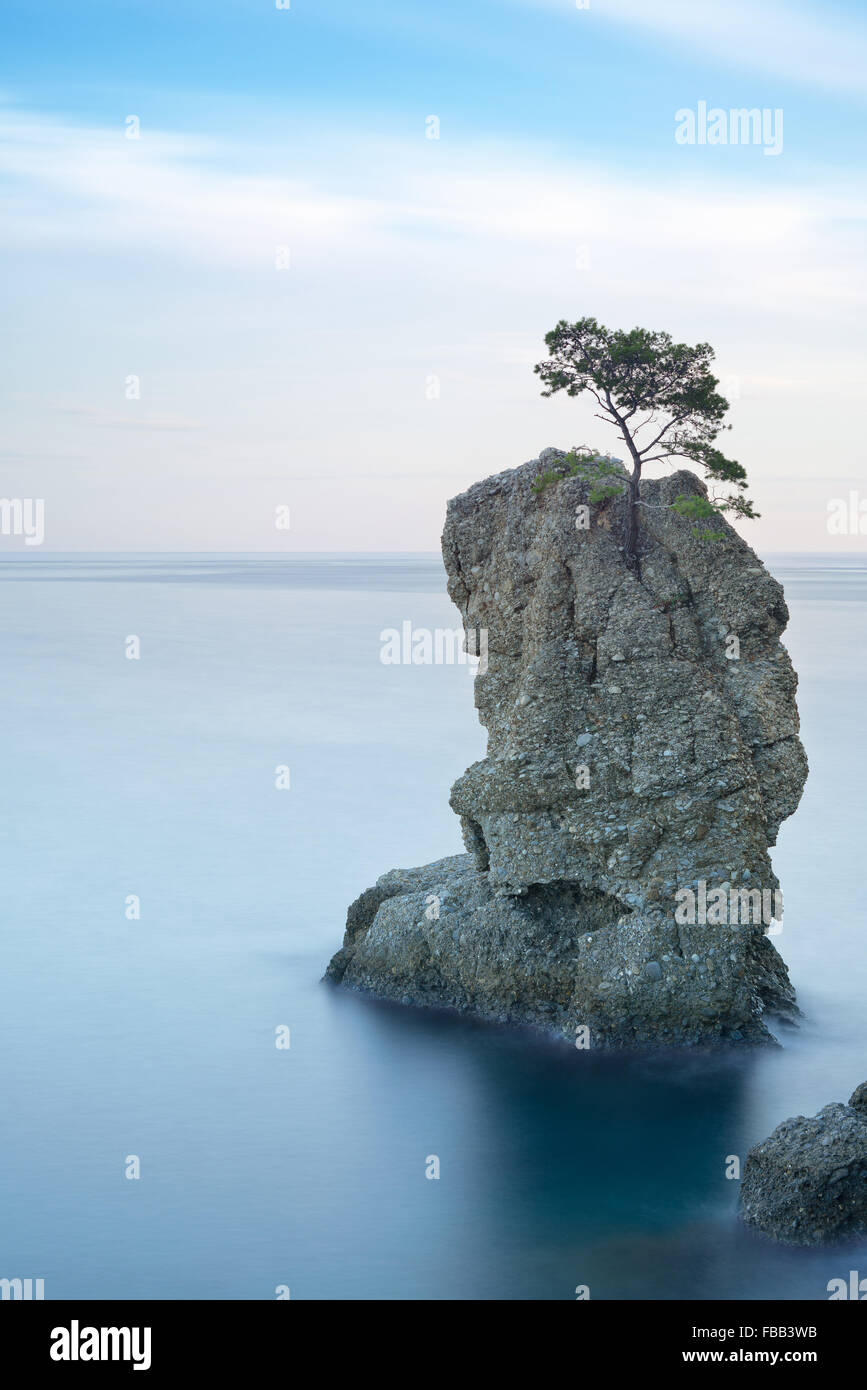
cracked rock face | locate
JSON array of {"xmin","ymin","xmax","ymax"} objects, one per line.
[
  {"xmin": 326, "ymin": 449, "xmax": 808, "ymax": 1048},
  {"xmin": 740, "ymin": 1085, "xmax": 867, "ymax": 1245}
]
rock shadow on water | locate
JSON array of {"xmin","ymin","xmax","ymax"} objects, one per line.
[{"xmin": 322, "ymin": 980, "xmax": 820, "ymax": 1297}]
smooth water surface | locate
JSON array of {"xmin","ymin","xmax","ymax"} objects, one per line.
[{"xmin": 0, "ymin": 551, "xmax": 865, "ymax": 1299}]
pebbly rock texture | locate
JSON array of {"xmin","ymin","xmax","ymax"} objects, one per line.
[
  {"xmin": 740, "ymin": 1085, "xmax": 867, "ymax": 1245},
  {"xmin": 326, "ymin": 447, "xmax": 808, "ymax": 1047}
]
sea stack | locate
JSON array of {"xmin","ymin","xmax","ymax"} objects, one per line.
[{"xmin": 326, "ymin": 448, "xmax": 808, "ymax": 1047}]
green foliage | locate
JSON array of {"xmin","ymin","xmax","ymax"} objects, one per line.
[
  {"xmin": 533, "ymin": 317, "xmax": 758, "ymax": 539},
  {"xmin": 531, "ymin": 447, "xmax": 626, "ymax": 502},
  {"xmin": 671, "ymin": 492, "xmax": 726, "ymax": 541}
]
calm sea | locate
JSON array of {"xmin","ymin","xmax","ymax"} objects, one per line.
[{"xmin": 0, "ymin": 551, "xmax": 864, "ymax": 1299}]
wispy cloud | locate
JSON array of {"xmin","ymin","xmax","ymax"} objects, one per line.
[
  {"xmin": 0, "ymin": 111, "xmax": 381, "ymax": 266},
  {"xmin": 2, "ymin": 100, "xmax": 864, "ymax": 552},
  {"xmin": 56, "ymin": 407, "xmax": 206, "ymax": 432},
  {"xmin": 521, "ymin": 0, "xmax": 867, "ymax": 96},
  {"xmin": 1, "ymin": 107, "xmax": 864, "ymax": 319}
]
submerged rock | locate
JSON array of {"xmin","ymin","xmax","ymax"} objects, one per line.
[
  {"xmin": 326, "ymin": 448, "xmax": 808, "ymax": 1047},
  {"xmin": 740, "ymin": 1085, "xmax": 867, "ymax": 1245}
]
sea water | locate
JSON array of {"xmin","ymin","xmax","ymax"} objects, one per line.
[{"xmin": 0, "ymin": 552, "xmax": 864, "ymax": 1300}]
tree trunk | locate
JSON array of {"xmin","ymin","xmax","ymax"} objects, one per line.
[{"xmin": 624, "ymin": 464, "xmax": 641, "ymax": 566}]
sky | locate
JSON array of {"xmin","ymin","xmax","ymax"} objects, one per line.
[{"xmin": 1, "ymin": 0, "xmax": 865, "ymax": 552}]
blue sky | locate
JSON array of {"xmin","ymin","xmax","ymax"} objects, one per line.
[{"xmin": 2, "ymin": 0, "xmax": 865, "ymax": 549}]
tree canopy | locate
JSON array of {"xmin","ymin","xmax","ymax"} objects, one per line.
[{"xmin": 534, "ymin": 317, "xmax": 757, "ymax": 559}]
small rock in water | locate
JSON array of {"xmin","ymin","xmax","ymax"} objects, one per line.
[
  {"xmin": 739, "ymin": 1083, "xmax": 867, "ymax": 1245},
  {"xmin": 849, "ymin": 1081, "xmax": 867, "ymax": 1116}
]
